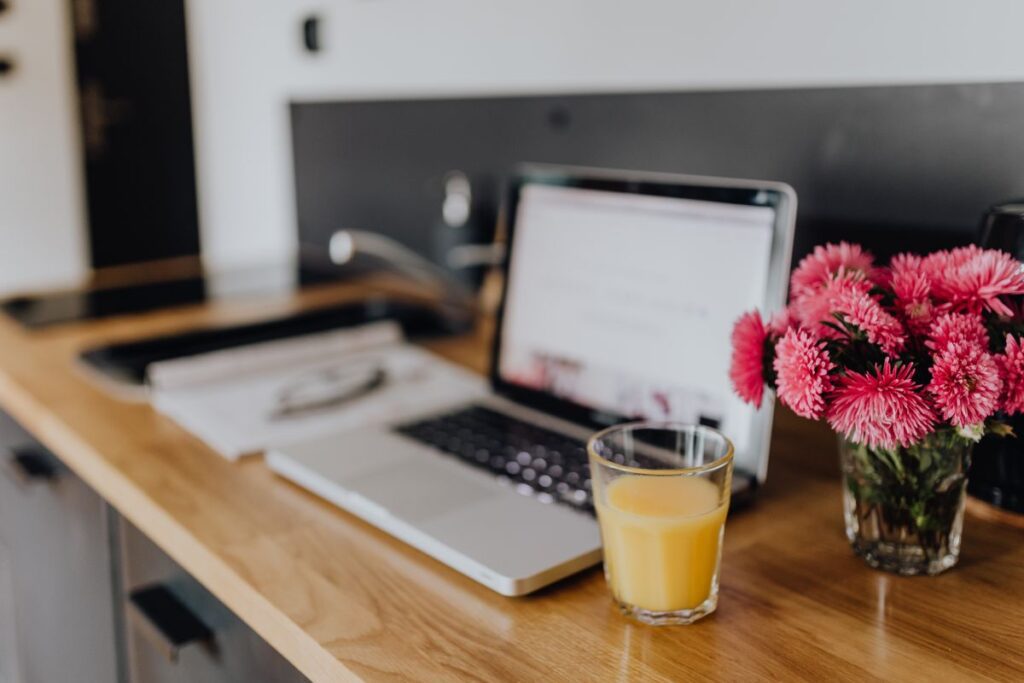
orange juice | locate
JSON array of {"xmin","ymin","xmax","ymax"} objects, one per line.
[{"xmin": 596, "ymin": 475, "xmax": 729, "ymax": 612}]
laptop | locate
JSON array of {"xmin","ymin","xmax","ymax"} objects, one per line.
[{"xmin": 267, "ymin": 165, "xmax": 796, "ymax": 596}]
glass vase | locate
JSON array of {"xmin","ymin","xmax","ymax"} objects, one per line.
[{"xmin": 838, "ymin": 432, "xmax": 971, "ymax": 576}]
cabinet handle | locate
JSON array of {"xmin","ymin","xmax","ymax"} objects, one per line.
[
  {"xmin": 127, "ymin": 585, "xmax": 212, "ymax": 663},
  {"xmin": 3, "ymin": 445, "xmax": 58, "ymax": 487},
  {"xmin": 0, "ymin": 57, "xmax": 13, "ymax": 77}
]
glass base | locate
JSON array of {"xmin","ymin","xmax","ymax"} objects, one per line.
[
  {"xmin": 849, "ymin": 537, "xmax": 959, "ymax": 576},
  {"xmin": 839, "ymin": 434, "xmax": 969, "ymax": 578},
  {"xmin": 614, "ymin": 593, "xmax": 717, "ymax": 625}
]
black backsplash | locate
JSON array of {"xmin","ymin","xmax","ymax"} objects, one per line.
[{"xmin": 291, "ymin": 82, "xmax": 1024, "ymax": 270}]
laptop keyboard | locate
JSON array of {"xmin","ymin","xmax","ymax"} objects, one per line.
[{"xmin": 395, "ymin": 406, "xmax": 595, "ymax": 514}]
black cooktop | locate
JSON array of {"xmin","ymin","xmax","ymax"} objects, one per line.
[{"xmin": 0, "ymin": 261, "xmax": 346, "ymax": 329}]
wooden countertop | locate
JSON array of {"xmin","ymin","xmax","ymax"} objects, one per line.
[{"xmin": 1, "ymin": 280, "xmax": 1022, "ymax": 682}]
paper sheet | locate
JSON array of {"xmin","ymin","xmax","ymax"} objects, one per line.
[{"xmin": 148, "ymin": 322, "xmax": 486, "ymax": 460}]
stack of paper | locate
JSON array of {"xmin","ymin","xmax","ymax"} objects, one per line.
[{"xmin": 148, "ymin": 321, "xmax": 485, "ymax": 460}]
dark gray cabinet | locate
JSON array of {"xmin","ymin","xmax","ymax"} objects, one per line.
[
  {"xmin": 0, "ymin": 406, "xmax": 308, "ymax": 683},
  {"xmin": 116, "ymin": 519, "xmax": 308, "ymax": 683},
  {"xmin": 0, "ymin": 412, "xmax": 120, "ymax": 683}
]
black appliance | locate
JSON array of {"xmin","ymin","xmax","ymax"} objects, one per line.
[{"xmin": 972, "ymin": 202, "xmax": 1024, "ymax": 514}]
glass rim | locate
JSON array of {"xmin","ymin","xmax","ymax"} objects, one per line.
[{"xmin": 587, "ymin": 421, "xmax": 735, "ymax": 476}]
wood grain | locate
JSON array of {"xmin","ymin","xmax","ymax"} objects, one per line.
[{"xmin": 0, "ymin": 280, "xmax": 1021, "ymax": 682}]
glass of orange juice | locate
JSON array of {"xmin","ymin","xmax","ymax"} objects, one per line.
[{"xmin": 588, "ymin": 422, "xmax": 733, "ymax": 625}]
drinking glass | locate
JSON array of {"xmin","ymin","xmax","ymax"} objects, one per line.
[{"xmin": 588, "ymin": 422, "xmax": 734, "ymax": 625}]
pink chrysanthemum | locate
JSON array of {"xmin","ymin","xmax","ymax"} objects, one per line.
[
  {"xmin": 790, "ymin": 242, "xmax": 875, "ymax": 299},
  {"xmin": 729, "ymin": 310, "xmax": 768, "ymax": 408},
  {"xmin": 998, "ymin": 334, "xmax": 1024, "ymax": 415},
  {"xmin": 872, "ymin": 252, "xmax": 918, "ymax": 289},
  {"xmin": 888, "ymin": 253, "xmax": 935, "ymax": 334},
  {"xmin": 926, "ymin": 245, "xmax": 1024, "ymax": 317},
  {"xmin": 927, "ymin": 342, "xmax": 1002, "ymax": 427},
  {"xmin": 889, "ymin": 252, "xmax": 924, "ymax": 279},
  {"xmin": 921, "ymin": 246, "xmax": 980, "ymax": 284},
  {"xmin": 926, "ymin": 312, "xmax": 989, "ymax": 352},
  {"xmin": 827, "ymin": 360, "xmax": 936, "ymax": 449},
  {"xmin": 792, "ymin": 272, "xmax": 872, "ymax": 331},
  {"xmin": 767, "ymin": 308, "xmax": 796, "ymax": 337},
  {"xmin": 832, "ymin": 288, "xmax": 907, "ymax": 355},
  {"xmin": 773, "ymin": 328, "xmax": 835, "ymax": 419}
]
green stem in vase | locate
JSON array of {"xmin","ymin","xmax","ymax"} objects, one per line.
[{"xmin": 840, "ymin": 430, "xmax": 971, "ymax": 575}]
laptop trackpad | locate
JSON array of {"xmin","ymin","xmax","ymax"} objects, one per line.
[{"xmin": 347, "ymin": 455, "xmax": 496, "ymax": 521}]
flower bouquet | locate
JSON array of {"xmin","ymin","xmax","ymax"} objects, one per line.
[{"xmin": 730, "ymin": 242, "xmax": 1024, "ymax": 575}]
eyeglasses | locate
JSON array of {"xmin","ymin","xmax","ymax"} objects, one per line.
[{"xmin": 270, "ymin": 360, "xmax": 386, "ymax": 420}]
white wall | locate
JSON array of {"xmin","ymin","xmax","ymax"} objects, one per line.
[
  {"xmin": 0, "ymin": 0, "xmax": 87, "ymax": 293},
  {"xmin": 185, "ymin": 0, "xmax": 1024, "ymax": 270}
]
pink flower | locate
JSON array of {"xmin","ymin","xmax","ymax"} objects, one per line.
[
  {"xmin": 873, "ymin": 252, "xmax": 919, "ymax": 289},
  {"xmin": 927, "ymin": 342, "xmax": 1002, "ymax": 427},
  {"xmin": 926, "ymin": 312, "xmax": 989, "ymax": 352},
  {"xmin": 832, "ymin": 288, "xmax": 907, "ymax": 355},
  {"xmin": 790, "ymin": 242, "xmax": 875, "ymax": 299},
  {"xmin": 729, "ymin": 311, "xmax": 768, "ymax": 408},
  {"xmin": 792, "ymin": 272, "xmax": 872, "ymax": 331},
  {"xmin": 921, "ymin": 246, "xmax": 980, "ymax": 285},
  {"xmin": 773, "ymin": 328, "xmax": 835, "ymax": 419},
  {"xmin": 767, "ymin": 308, "xmax": 796, "ymax": 337},
  {"xmin": 888, "ymin": 253, "xmax": 935, "ymax": 334},
  {"xmin": 998, "ymin": 334, "xmax": 1024, "ymax": 415},
  {"xmin": 827, "ymin": 360, "xmax": 936, "ymax": 449},
  {"xmin": 888, "ymin": 252, "xmax": 924, "ymax": 278},
  {"xmin": 926, "ymin": 245, "xmax": 1024, "ymax": 317}
]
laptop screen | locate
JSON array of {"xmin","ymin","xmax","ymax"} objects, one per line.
[{"xmin": 496, "ymin": 179, "xmax": 782, "ymax": 461}]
